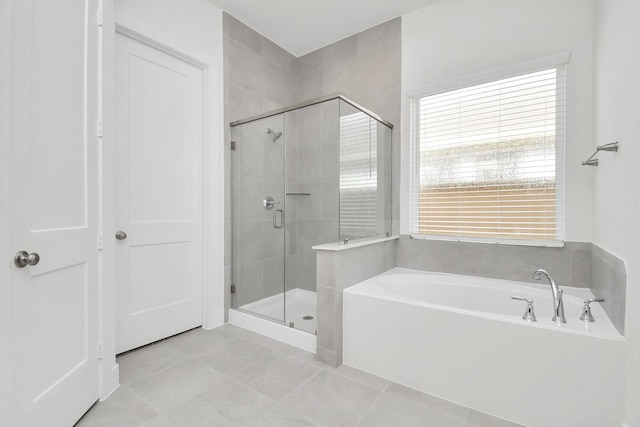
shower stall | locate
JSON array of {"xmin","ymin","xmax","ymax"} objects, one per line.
[{"xmin": 229, "ymin": 94, "xmax": 392, "ymax": 337}]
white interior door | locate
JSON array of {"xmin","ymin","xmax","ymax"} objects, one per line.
[
  {"xmin": 115, "ymin": 32, "xmax": 204, "ymax": 354},
  {"xmin": 8, "ymin": 0, "xmax": 100, "ymax": 426}
]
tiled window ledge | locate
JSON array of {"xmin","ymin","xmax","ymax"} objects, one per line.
[{"xmin": 312, "ymin": 235, "xmax": 399, "ymax": 252}]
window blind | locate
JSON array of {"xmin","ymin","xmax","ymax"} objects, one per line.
[
  {"xmin": 340, "ymin": 111, "xmax": 378, "ymax": 239},
  {"xmin": 410, "ymin": 66, "xmax": 565, "ymax": 244}
]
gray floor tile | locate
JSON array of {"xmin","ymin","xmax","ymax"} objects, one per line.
[
  {"xmin": 196, "ymin": 337, "xmax": 274, "ymax": 375},
  {"xmin": 117, "ymin": 341, "xmax": 189, "ymax": 386},
  {"xmin": 358, "ymin": 393, "xmax": 464, "ymax": 427},
  {"xmin": 386, "ymin": 382, "xmax": 468, "ymax": 421},
  {"xmin": 82, "ymin": 327, "xmax": 490, "ymax": 427},
  {"xmin": 137, "ymin": 415, "xmax": 174, "ymax": 427},
  {"xmin": 164, "ymin": 327, "xmax": 239, "ymax": 357},
  {"xmin": 282, "ymin": 369, "xmax": 381, "ymax": 427},
  {"xmin": 74, "ymin": 387, "xmax": 157, "ymax": 427},
  {"xmin": 465, "ymin": 409, "xmax": 526, "ymax": 427},
  {"xmin": 247, "ymin": 404, "xmax": 321, "ymax": 427},
  {"xmin": 128, "ymin": 359, "xmax": 227, "ymax": 413},
  {"xmin": 328, "ymin": 365, "xmax": 391, "ymax": 392},
  {"xmin": 281, "ymin": 345, "xmax": 327, "ymax": 369},
  {"xmin": 161, "ymin": 378, "xmax": 275, "ymax": 427},
  {"xmin": 234, "ymin": 352, "xmax": 322, "ymax": 401}
]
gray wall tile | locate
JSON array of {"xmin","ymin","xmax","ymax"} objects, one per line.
[
  {"xmin": 356, "ymin": 17, "xmax": 401, "ymax": 55},
  {"xmin": 261, "ymin": 60, "xmax": 291, "ymax": 107},
  {"xmin": 315, "ymin": 239, "xmax": 398, "ymax": 367},
  {"xmin": 292, "ymin": 70, "xmax": 323, "ymax": 104},
  {"xmin": 395, "ymin": 236, "xmax": 626, "ymax": 334},
  {"xmin": 322, "ymin": 35, "xmax": 357, "ymax": 66},
  {"xmin": 224, "ymin": 14, "xmax": 262, "ymax": 55},
  {"xmin": 226, "ymin": 39, "xmax": 262, "ymax": 93},
  {"xmin": 591, "ymin": 243, "xmax": 626, "ymax": 334},
  {"xmin": 293, "ymin": 50, "xmax": 323, "ymax": 76},
  {"xmin": 262, "ymin": 37, "xmax": 293, "ymax": 73}
]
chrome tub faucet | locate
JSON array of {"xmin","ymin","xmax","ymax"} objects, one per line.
[{"xmin": 532, "ymin": 269, "xmax": 566, "ymax": 324}]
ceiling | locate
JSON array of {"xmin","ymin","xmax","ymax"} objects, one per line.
[{"xmin": 207, "ymin": 0, "xmax": 441, "ymax": 57}]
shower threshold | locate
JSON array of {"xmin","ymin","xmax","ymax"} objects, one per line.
[{"xmin": 229, "ymin": 288, "xmax": 317, "ymax": 353}]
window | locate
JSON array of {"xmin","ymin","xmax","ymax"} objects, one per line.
[{"xmin": 409, "ymin": 65, "xmax": 565, "ymax": 245}]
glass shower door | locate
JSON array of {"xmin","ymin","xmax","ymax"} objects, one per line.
[{"xmin": 230, "ymin": 115, "xmax": 286, "ymax": 323}]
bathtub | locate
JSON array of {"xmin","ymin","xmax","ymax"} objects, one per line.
[{"xmin": 343, "ymin": 268, "xmax": 627, "ymax": 427}]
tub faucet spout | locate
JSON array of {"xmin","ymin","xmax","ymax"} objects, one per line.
[{"xmin": 532, "ymin": 269, "xmax": 566, "ymax": 324}]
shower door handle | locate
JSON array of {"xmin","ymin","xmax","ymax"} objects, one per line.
[{"xmin": 273, "ymin": 209, "xmax": 284, "ymax": 229}]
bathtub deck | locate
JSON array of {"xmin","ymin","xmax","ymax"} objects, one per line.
[{"xmin": 343, "ymin": 267, "xmax": 627, "ymax": 427}]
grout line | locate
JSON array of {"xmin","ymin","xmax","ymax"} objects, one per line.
[
  {"xmin": 354, "ymin": 384, "xmax": 386, "ymax": 427},
  {"xmin": 121, "ymin": 353, "xmax": 199, "ymax": 388},
  {"xmin": 125, "ymin": 385, "xmax": 164, "ymax": 418},
  {"xmin": 276, "ymin": 368, "xmax": 324, "ymax": 406}
]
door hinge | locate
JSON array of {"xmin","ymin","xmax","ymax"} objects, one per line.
[
  {"xmin": 98, "ymin": 342, "xmax": 104, "ymax": 360},
  {"xmin": 97, "ymin": 8, "xmax": 103, "ymax": 26},
  {"xmin": 230, "ymin": 284, "xmax": 236, "ymax": 294},
  {"xmin": 97, "ymin": 233, "xmax": 103, "ymax": 250},
  {"xmin": 230, "ymin": 140, "xmax": 236, "ymax": 151},
  {"xmin": 97, "ymin": 120, "xmax": 103, "ymax": 138}
]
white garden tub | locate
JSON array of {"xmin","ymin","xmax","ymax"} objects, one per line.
[{"xmin": 343, "ymin": 268, "xmax": 627, "ymax": 427}]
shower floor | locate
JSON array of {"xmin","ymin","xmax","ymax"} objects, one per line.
[{"xmin": 239, "ymin": 288, "xmax": 317, "ymax": 334}]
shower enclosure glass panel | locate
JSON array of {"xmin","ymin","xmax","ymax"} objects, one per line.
[
  {"xmin": 283, "ymin": 100, "xmax": 340, "ymax": 334},
  {"xmin": 339, "ymin": 100, "xmax": 392, "ymax": 241},
  {"xmin": 230, "ymin": 115, "xmax": 286, "ymax": 323},
  {"xmin": 230, "ymin": 95, "xmax": 392, "ymax": 335}
]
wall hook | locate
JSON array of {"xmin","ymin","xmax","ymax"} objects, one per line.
[{"xmin": 582, "ymin": 142, "xmax": 619, "ymax": 166}]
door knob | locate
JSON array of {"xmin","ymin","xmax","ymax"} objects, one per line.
[
  {"xmin": 14, "ymin": 251, "xmax": 40, "ymax": 268},
  {"xmin": 115, "ymin": 231, "xmax": 127, "ymax": 240}
]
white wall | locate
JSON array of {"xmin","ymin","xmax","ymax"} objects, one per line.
[
  {"xmin": 400, "ymin": 0, "xmax": 596, "ymax": 242},
  {"xmin": 593, "ymin": 1, "xmax": 640, "ymax": 425}
]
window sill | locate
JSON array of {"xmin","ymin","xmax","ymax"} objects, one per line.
[{"xmin": 409, "ymin": 234, "xmax": 565, "ymax": 248}]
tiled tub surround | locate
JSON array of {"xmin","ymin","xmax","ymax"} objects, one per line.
[
  {"xmin": 396, "ymin": 235, "xmax": 626, "ymax": 334},
  {"xmin": 315, "ymin": 236, "xmax": 398, "ymax": 367},
  {"xmin": 343, "ymin": 269, "xmax": 627, "ymax": 427},
  {"xmin": 590, "ymin": 243, "xmax": 626, "ymax": 335}
]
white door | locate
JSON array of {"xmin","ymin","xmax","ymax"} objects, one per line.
[
  {"xmin": 115, "ymin": 33, "xmax": 204, "ymax": 353},
  {"xmin": 8, "ymin": 0, "xmax": 100, "ymax": 426}
]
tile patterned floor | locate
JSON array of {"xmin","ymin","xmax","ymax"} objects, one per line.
[{"xmin": 75, "ymin": 325, "xmax": 525, "ymax": 427}]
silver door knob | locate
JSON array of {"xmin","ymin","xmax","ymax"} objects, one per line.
[
  {"xmin": 14, "ymin": 251, "xmax": 40, "ymax": 268},
  {"xmin": 115, "ymin": 231, "xmax": 127, "ymax": 240}
]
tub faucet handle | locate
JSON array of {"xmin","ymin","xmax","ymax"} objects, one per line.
[
  {"xmin": 580, "ymin": 298, "xmax": 605, "ymax": 322},
  {"xmin": 511, "ymin": 296, "xmax": 537, "ymax": 322}
]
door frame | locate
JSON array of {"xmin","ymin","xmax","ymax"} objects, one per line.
[
  {"xmin": 1, "ymin": 0, "xmax": 14, "ymax": 422},
  {"xmin": 99, "ymin": 14, "xmax": 225, "ymax": 400}
]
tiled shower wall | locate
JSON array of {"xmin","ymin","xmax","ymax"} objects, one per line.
[
  {"xmin": 224, "ymin": 14, "xmax": 401, "ymax": 317},
  {"xmin": 291, "ymin": 18, "xmax": 402, "ymax": 234},
  {"xmin": 285, "ymin": 101, "xmax": 340, "ymax": 293},
  {"xmin": 224, "ymin": 13, "xmax": 296, "ymax": 315}
]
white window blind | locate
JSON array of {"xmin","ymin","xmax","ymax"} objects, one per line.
[
  {"xmin": 340, "ymin": 111, "xmax": 378, "ymax": 240},
  {"xmin": 410, "ymin": 66, "xmax": 565, "ymax": 245}
]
